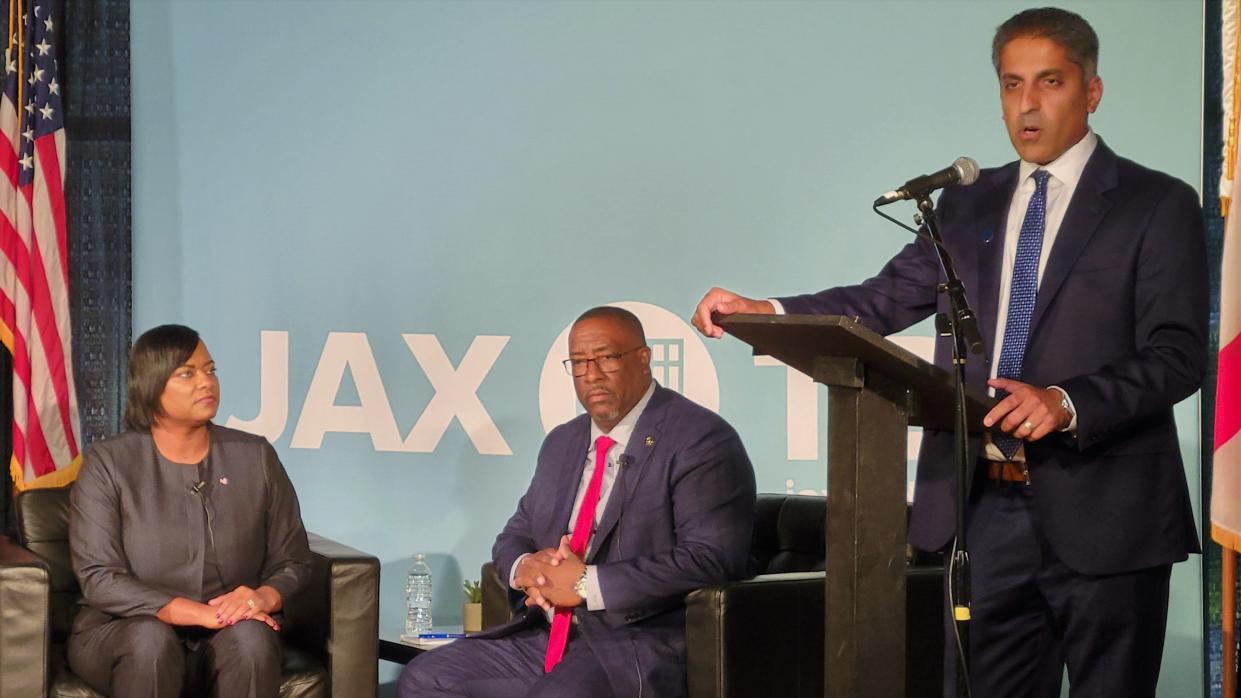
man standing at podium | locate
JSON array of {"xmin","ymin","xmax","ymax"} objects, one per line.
[{"xmin": 692, "ymin": 7, "xmax": 1206, "ymax": 697}]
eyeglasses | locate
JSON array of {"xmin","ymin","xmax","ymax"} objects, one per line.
[{"xmin": 562, "ymin": 346, "xmax": 645, "ymax": 377}]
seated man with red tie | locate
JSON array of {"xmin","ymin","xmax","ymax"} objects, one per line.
[{"xmin": 398, "ymin": 305, "xmax": 756, "ymax": 698}]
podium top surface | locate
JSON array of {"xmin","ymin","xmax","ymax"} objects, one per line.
[{"xmin": 719, "ymin": 313, "xmax": 995, "ymax": 431}]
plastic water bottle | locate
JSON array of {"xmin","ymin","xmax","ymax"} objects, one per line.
[{"xmin": 405, "ymin": 554, "xmax": 433, "ymax": 635}]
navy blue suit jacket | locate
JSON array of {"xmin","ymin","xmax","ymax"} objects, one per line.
[
  {"xmin": 779, "ymin": 140, "xmax": 1206, "ymax": 575},
  {"xmin": 489, "ymin": 385, "xmax": 755, "ymax": 696}
]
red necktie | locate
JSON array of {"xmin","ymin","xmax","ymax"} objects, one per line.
[{"xmin": 544, "ymin": 434, "xmax": 615, "ymax": 672}]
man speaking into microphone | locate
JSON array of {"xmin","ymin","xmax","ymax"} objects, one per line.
[{"xmin": 692, "ymin": 7, "xmax": 1206, "ymax": 697}]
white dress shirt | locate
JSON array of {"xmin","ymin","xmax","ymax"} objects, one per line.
[
  {"xmin": 988, "ymin": 131, "xmax": 1096, "ymax": 388},
  {"xmin": 978, "ymin": 131, "xmax": 1096, "ymax": 459}
]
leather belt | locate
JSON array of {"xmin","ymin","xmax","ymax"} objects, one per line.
[{"xmin": 985, "ymin": 460, "xmax": 1030, "ymax": 486}]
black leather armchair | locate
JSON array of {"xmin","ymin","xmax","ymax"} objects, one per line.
[
  {"xmin": 684, "ymin": 494, "xmax": 944, "ymax": 698},
  {"xmin": 479, "ymin": 494, "xmax": 944, "ymax": 698},
  {"xmin": 0, "ymin": 487, "xmax": 381, "ymax": 698}
]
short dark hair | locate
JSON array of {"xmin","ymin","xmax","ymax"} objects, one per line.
[
  {"xmin": 574, "ymin": 306, "xmax": 647, "ymax": 345},
  {"xmin": 992, "ymin": 7, "xmax": 1099, "ymax": 80},
  {"xmin": 124, "ymin": 324, "xmax": 201, "ymax": 432}
]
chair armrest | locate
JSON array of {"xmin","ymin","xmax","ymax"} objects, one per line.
[
  {"xmin": 686, "ymin": 566, "xmax": 946, "ymax": 698},
  {"xmin": 686, "ymin": 572, "xmax": 825, "ymax": 698},
  {"xmin": 480, "ymin": 561, "xmax": 514, "ymax": 630},
  {"xmin": 284, "ymin": 532, "xmax": 380, "ymax": 698},
  {"xmin": 0, "ymin": 533, "xmax": 51, "ymax": 698}
]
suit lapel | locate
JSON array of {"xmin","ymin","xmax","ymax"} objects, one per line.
[
  {"xmin": 550, "ymin": 420, "xmax": 591, "ymax": 542},
  {"xmin": 587, "ymin": 385, "xmax": 669, "ymax": 562},
  {"xmin": 1028, "ymin": 142, "xmax": 1118, "ymax": 335},
  {"xmin": 975, "ymin": 163, "xmax": 1019, "ymax": 356}
]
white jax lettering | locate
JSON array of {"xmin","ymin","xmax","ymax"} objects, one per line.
[{"xmin": 226, "ymin": 331, "xmax": 512, "ymax": 455}]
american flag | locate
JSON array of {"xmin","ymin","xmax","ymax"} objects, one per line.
[{"xmin": 0, "ymin": 1, "xmax": 81, "ymax": 490}]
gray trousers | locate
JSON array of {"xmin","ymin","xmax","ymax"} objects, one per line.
[
  {"xmin": 398, "ymin": 625, "xmax": 614, "ymax": 698},
  {"xmin": 67, "ymin": 615, "xmax": 282, "ymax": 698}
]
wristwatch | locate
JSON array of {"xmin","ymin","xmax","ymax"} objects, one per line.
[
  {"xmin": 1055, "ymin": 388, "xmax": 1075, "ymax": 429},
  {"xmin": 574, "ymin": 569, "xmax": 589, "ymax": 600}
]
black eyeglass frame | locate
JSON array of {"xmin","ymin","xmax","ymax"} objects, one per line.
[{"xmin": 562, "ymin": 345, "xmax": 646, "ymax": 377}]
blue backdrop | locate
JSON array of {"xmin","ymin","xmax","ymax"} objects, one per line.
[{"xmin": 130, "ymin": 1, "xmax": 1206, "ymax": 693}]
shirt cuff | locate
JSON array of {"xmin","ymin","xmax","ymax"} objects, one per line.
[
  {"xmin": 584, "ymin": 565, "xmax": 605, "ymax": 611},
  {"xmin": 509, "ymin": 553, "xmax": 530, "ymax": 589},
  {"xmin": 1047, "ymin": 385, "xmax": 1078, "ymax": 432},
  {"xmin": 767, "ymin": 298, "xmax": 786, "ymax": 315}
]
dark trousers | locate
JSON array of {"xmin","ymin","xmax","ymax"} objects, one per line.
[
  {"xmin": 943, "ymin": 483, "xmax": 1172, "ymax": 698},
  {"xmin": 398, "ymin": 625, "xmax": 615, "ymax": 698},
  {"xmin": 67, "ymin": 615, "xmax": 282, "ymax": 698}
]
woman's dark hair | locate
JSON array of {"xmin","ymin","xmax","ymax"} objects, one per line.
[{"xmin": 123, "ymin": 324, "xmax": 201, "ymax": 432}]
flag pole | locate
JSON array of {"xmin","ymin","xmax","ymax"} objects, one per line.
[
  {"xmin": 1227, "ymin": 550, "xmax": 1237, "ymax": 698},
  {"xmin": 1223, "ymin": 5, "xmax": 1241, "ymax": 695},
  {"xmin": 13, "ymin": 0, "xmax": 19, "ymax": 137}
]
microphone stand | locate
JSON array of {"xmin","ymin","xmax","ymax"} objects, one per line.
[{"xmin": 913, "ymin": 194, "xmax": 981, "ymax": 698}]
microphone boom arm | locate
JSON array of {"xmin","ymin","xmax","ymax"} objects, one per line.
[
  {"xmin": 913, "ymin": 192, "xmax": 980, "ymax": 698},
  {"xmin": 870, "ymin": 173, "xmax": 982, "ymax": 698},
  {"xmin": 915, "ymin": 196, "xmax": 984, "ymax": 354}
]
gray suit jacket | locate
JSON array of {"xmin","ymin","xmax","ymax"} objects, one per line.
[
  {"xmin": 490, "ymin": 385, "xmax": 756, "ymax": 697},
  {"xmin": 69, "ymin": 423, "xmax": 312, "ymax": 632}
]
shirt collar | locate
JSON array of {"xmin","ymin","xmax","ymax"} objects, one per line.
[
  {"xmin": 589, "ymin": 380, "xmax": 656, "ymax": 456},
  {"xmin": 1017, "ymin": 129, "xmax": 1097, "ymax": 189}
]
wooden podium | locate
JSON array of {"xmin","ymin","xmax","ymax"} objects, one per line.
[{"xmin": 719, "ymin": 314, "xmax": 993, "ymax": 697}]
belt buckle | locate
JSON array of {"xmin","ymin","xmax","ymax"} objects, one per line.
[{"xmin": 988, "ymin": 460, "xmax": 1030, "ymax": 487}]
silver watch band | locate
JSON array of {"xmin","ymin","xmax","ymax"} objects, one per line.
[{"xmin": 574, "ymin": 570, "xmax": 588, "ymax": 599}]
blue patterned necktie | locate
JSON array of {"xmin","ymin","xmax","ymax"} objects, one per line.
[{"xmin": 995, "ymin": 169, "xmax": 1050, "ymax": 458}]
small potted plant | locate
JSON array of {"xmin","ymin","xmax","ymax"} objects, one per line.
[{"xmin": 463, "ymin": 579, "xmax": 483, "ymax": 633}]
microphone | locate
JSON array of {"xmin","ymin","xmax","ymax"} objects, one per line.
[
  {"xmin": 618, "ymin": 454, "xmax": 633, "ymax": 468},
  {"xmin": 189, "ymin": 480, "xmax": 207, "ymax": 495},
  {"xmin": 874, "ymin": 157, "xmax": 980, "ymax": 206}
]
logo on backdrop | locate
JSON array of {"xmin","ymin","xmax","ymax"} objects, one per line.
[
  {"xmin": 537, "ymin": 301, "xmax": 719, "ymax": 433},
  {"xmin": 222, "ymin": 302, "xmax": 718, "ymax": 454},
  {"xmin": 221, "ymin": 309, "xmax": 922, "ymax": 465}
]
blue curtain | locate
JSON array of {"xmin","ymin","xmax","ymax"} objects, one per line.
[
  {"xmin": 1204, "ymin": 1, "xmax": 1227, "ymax": 695},
  {"xmin": 1, "ymin": 0, "xmax": 131, "ymax": 531}
]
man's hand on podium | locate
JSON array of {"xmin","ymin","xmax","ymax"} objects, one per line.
[{"xmin": 691, "ymin": 287, "xmax": 775, "ymax": 339}]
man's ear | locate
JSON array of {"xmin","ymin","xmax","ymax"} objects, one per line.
[{"xmin": 1086, "ymin": 75, "xmax": 1103, "ymax": 113}]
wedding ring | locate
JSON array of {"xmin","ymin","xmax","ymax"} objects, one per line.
[
  {"xmin": 1022, "ymin": 420, "xmax": 1035, "ymax": 431},
  {"xmin": 246, "ymin": 598, "xmax": 256, "ymax": 609}
]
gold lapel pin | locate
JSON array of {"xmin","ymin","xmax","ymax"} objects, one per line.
[{"xmin": 644, "ymin": 436, "xmax": 655, "ymax": 447}]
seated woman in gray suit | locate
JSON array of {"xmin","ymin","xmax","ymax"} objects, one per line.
[{"xmin": 68, "ymin": 324, "xmax": 313, "ymax": 698}]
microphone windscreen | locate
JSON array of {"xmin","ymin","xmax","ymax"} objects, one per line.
[{"xmin": 953, "ymin": 157, "xmax": 980, "ymax": 186}]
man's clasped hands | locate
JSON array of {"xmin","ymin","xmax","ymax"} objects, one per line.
[{"xmin": 512, "ymin": 536, "xmax": 586, "ymax": 612}]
